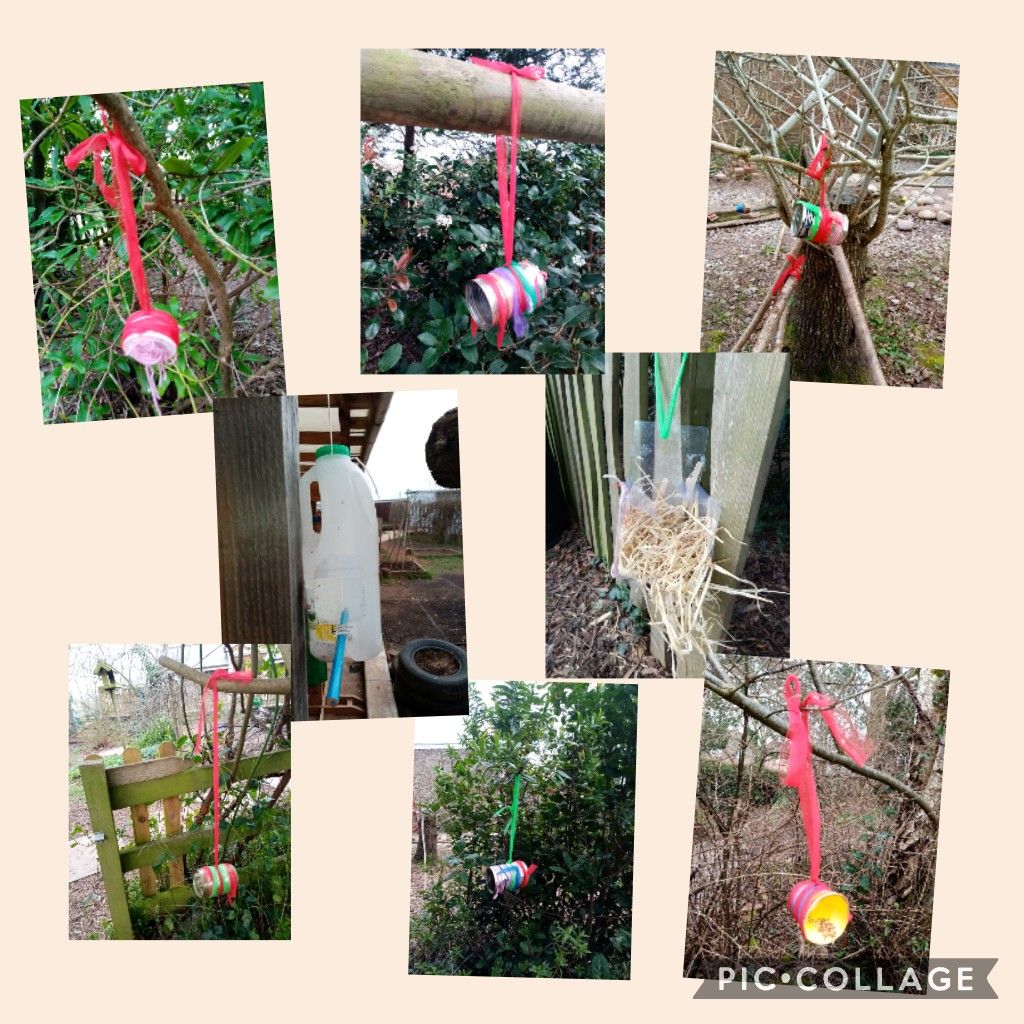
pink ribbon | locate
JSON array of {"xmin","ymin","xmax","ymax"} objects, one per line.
[{"xmin": 468, "ymin": 58, "xmax": 545, "ymax": 269}]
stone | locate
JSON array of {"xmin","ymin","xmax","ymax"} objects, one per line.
[
  {"xmin": 917, "ymin": 208, "xmax": 937, "ymax": 220},
  {"xmin": 896, "ymin": 218, "xmax": 914, "ymax": 231},
  {"xmin": 937, "ymin": 211, "xmax": 952, "ymax": 225},
  {"xmin": 918, "ymin": 196, "xmax": 933, "ymax": 205},
  {"xmin": 714, "ymin": 172, "xmax": 727, "ymax": 182}
]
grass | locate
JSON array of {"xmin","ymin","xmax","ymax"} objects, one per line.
[
  {"xmin": 69, "ymin": 750, "xmax": 123, "ymax": 802},
  {"xmin": 417, "ymin": 554, "xmax": 464, "ymax": 577}
]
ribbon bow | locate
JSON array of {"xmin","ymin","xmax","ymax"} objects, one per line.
[
  {"xmin": 194, "ymin": 667, "xmax": 254, "ymax": 904},
  {"xmin": 468, "ymin": 58, "xmax": 545, "ymax": 278},
  {"xmin": 65, "ymin": 112, "xmax": 151, "ymax": 310},
  {"xmin": 781, "ymin": 674, "xmax": 873, "ymax": 881}
]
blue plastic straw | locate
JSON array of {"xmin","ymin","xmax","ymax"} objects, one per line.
[{"xmin": 326, "ymin": 609, "xmax": 349, "ymax": 705}]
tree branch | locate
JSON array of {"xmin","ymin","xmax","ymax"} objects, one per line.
[
  {"xmin": 704, "ymin": 653, "xmax": 938, "ymax": 825},
  {"xmin": 91, "ymin": 93, "xmax": 237, "ymax": 395},
  {"xmin": 23, "ymin": 96, "xmax": 73, "ymax": 162}
]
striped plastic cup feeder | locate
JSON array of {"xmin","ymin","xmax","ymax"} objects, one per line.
[
  {"xmin": 193, "ymin": 863, "xmax": 238, "ymax": 900},
  {"xmin": 790, "ymin": 201, "xmax": 848, "ymax": 247},
  {"xmin": 485, "ymin": 860, "xmax": 536, "ymax": 899},
  {"xmin": 121, "ymin": 308, "xmax": 180, "ymax": 366},
  {"xmin": 788, "ymin": 880, "xmax": 851, "ymax": 944},
  {"xmin": 465, "ymin": 260, "xmax": 548, "ymax": 338}
]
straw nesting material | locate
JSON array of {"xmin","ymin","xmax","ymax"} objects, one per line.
[{"xmin": 616, "ymin": 476, "xmax": 767, "ymax": 670}]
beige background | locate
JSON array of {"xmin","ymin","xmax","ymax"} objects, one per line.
[{"xmin": 2, "ymin": 1, "xmax": 1020, "ymax": 1018}]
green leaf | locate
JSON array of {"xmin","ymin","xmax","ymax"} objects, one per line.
[
  {"xmin": 460, "ymin": 343, "xmax": 479, "ymax": 366},
  {"xmin": 161, "ymin": 156, "xmax": 195, "ymax": 176},
  {"xmin": 563, "ymin": 304, "xmax": 592, "ymax": 328},
  {"xmin": 377, "ymin": 343, "xmax": 403, "ymax": 372},
  {"xmin": 76, "ymin": 96, "xmax": 93, "ymax": 120},
  {"xmin": 417, "ymin": 331, "xmax": 439, "ymax": 347},
  {"xmin": 172, "ymin": 95, "xmax": 188, "ymax": 118},
  {"xmin": 211, "ymin": 136, "xmax": 255, "ymax": 174},
  {"xmin": 428, "ymin": 297, "xmax": 445, "ymax": 319},
  {"xmin": 262, "ymin": 276, "xmax": 280, "ymax": 301},
  {"xmin": 423, "ymin": 347, "xmax": 440, "ymax": 370},
  {"xmin": 469, "ymin": 223, "xmax": 491, "ymax": 243},
  {"xmin": 364, "ymin": 320, "xmax": 380, "ymax": 341}
]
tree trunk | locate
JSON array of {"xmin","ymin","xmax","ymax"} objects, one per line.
[{"xmin": 789, "ymin": 233, "xmax": 874, "ymax": 384}]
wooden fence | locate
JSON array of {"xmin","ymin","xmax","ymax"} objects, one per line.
[
  {"xmin": 546, "ymin": 353, "xmax": 788, "ymax": 676},
  {"xmin": 80, "ymin": 743, "xmax": 290, "ymax": 939}
]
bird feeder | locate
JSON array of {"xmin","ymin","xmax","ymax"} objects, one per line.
[
  {"xmin": 780, "ymin": 675, "xmax": 873, "ymax": 946},
  {"xmin": 465, "ymin": 260, "xmax": 548, "ymax": 340},
  {"xmin": 787, "ymin": 879, "xmax": 851, "ymax": 945},
  {"xmin": 790, "ymin": 201, "xmax": 848, "ymax": 247},
  {"xmin": 121, "ymin": 309, "xmax": 180, "ymax": 366},
  {"xmin": 485, "ymin": 860, "xmax": 537, "ymax": 899},
  {"xmin": 462, "ymin": 58, "xmax": 552, "ymax": 350},
  {"xmin": 64, "ymin": 107, "xmax": 181, "ymax": 413},
  {"xmin": 192, "ymin": 863, "xmax": 238, "ymax": 901}
]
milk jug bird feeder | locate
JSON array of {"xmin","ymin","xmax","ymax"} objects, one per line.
[
  {"xmin": 300, "ymin": 432, "xmax": 383, "ymax": 705},
  {"xmin": 64, "ymin": 105, "xmax": 180, "ymax": 414},
  {"xmin": 462, "ymin": 58, "xmax": 550, "ymax": 350},
  {"xmin": 780, "ymin": 674, "xmax": 874, "ymax": 945},
  {"xmin": 485, "ymin": 774, "xmax": 538, "ymax": 898}
]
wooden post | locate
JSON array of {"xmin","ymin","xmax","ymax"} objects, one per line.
[
  {"xmin": 121, "ymin": 747, "xmax": 157, "ymax": 896},
  {"xmin": 708, "ymin": 354, "xmax": 789, "ymax": 645},
  {"xmin": 621, "ymin": 354, "xmax": 649, "ymax": 612},
  {"xmin": 79, "ymin": 755, "xmax": 133, "ymax": 940},
  {"xmin": 158, "ymin": 740, "xmax": 185, "ymax": 888},
  {"xmin": 213, "ymin": 396, "xmax": 309, "ymax": 721},
  {"xmin": 361, "ymin": 49, "xmax": 605, "ymax": 146},
  {"xmin": 650, "ymin": 354, "xmax": 685, "ymax": 670}
]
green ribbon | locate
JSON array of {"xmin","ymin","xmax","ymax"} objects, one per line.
[
  {"xmin": 501, "ymin": 774, "xmax": 522, "ymax": 862},
  {"xmin": 511, "ymin": 262, "xmax": 538, "ymax": 309},
  {"xmin": 654, "ymin": 353, "xmax": 688, "ymax": 440}
]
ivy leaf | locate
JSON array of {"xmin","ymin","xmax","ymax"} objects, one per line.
[{"xmin": 377, "ymin": 343, "xmax": 403, "ymax": 372}]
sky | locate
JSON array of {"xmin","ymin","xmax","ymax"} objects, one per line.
[
  {"xmin": 413, "ymin": 680, "xmax": 502, "ymax": 746},
  {"xmin": 67, "ymin": 643, "xmax": 230, "ymax": 710},
  {"xmin": 366, "ymin": 389, "xmax": 458, "ymax": 500}
]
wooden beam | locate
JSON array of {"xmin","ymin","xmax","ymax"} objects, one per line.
[
  {"xmin": 79, "ymin": 755, "xmax": 134, "ymax": 939},
  {"xmin": 361, "ymin": 49, "xmax": 604, "ymax": 146},
  {"xmin": 108, "ymin": 748, "xmax": 292, "ymax": 810},
  {"xmin": 157, "ymin": 656, "xmax": 291, "ymax": 696},
  {"xmin": 708, "ymin": 354, "xmax": 789, "ymax": 644},
  {"xmin": 213, "ymin": 395, "xmax": 309, "ymax": 721},
  {"xmin": 119, "ymin": 821, "xmax": 258, "ymax": 871},
  {"xmin": 158, "ymin": 739, "xmax": 185, "ymax": 887},
  {"xmin": 364, "ymin": 652, "xmax": 399, "ymax": 718}
]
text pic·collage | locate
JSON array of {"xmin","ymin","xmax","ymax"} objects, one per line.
[{"xmin": 53, "ymin": 48, "xmax": 951, "ymax": 990}]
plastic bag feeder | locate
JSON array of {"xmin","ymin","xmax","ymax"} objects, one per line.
[
  {"xmin": 788, "ymin": 880, "xmax": 851, "ymax": 945},
  {"xmin": 465, "ymin": 260, "xmax": 548, "ymax": 341},
  {"xmin": 121, "ymin": 309, "xmax": 180, "ymax": 365},
  {"xmin": 485, "ymin": 860, "xmax": 537, "ymax": 899},
  {"xmin": 193, "ymin": 863, "xmax": 238, "ymax": 902}
]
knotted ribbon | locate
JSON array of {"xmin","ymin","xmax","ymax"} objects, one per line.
[
  {"xmin": 65, "ymin": 112, "xmax": 151, "ymax": 309},
  {"xmin": 193, "ymin": 667, "xmax": 254, "ymax": 905},
  {"xmin": 781, "ymin": 674, "xmax": 874, "ymax": 881},
  {"xmin": 467, "ymin": 58, "xmax": 545, "ymax": 348},
  {"xmin": 772, "ymin": 252, "xmax": 806, "ymax": 295},
  {"xmin": 65, "ymin": 107, "xmax": 173, "ymax": 413}
]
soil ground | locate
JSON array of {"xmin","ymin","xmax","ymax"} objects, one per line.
[
  {"xmin": 702, "ymin": 171, "xmax": 951, "ymax": 387},
  {"xmin": 381, "ymin": 570, "xmax": 467, "ymax": 656}
]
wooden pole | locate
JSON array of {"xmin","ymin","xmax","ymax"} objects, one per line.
[
  {"xmin": 157, "ymin": 656, "xmax": 291, "ymax": 696},
  {"xmin": 122, "ymin": 747, "xmax": 157, "ymax": 896},
  {"xmin": 79, "ymin": 755, "xmax": 134, "ymax": 939},
  {"xmin": 361, "ymin": 49, "xmax": 604, "ymax": 146},
  {"xmin": 830, "ymin": 247, "xmax": 887, "ymax": 386}
]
